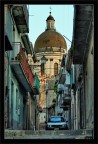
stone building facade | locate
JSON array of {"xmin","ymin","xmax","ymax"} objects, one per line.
[{"xmin": 4, "ymin": 4, "xmax": 40, "ymax": 130}]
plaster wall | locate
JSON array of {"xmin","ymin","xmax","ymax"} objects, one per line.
[
  {"xmin": 39, "ymin": 112, "xmax": 46, "ymax": 123},
  {"xmin": 85, "ymin": 26, "xmax": 94, "ymax": 129},
  {"xmin": 30, "ymin": 98, "xmax": 35, "ymax": 130}
]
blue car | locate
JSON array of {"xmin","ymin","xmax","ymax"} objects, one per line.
[{"xmin": 46, "ymin": 116, "xmax": 68, "ymax": 130}]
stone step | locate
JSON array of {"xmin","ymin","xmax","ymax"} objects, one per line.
[{"xmin": 5, "ymin": 129, "xmax": 93, "ymax": 138}]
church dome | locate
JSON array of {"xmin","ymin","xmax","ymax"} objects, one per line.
[
  {"xmin": 34, "ymin": 12, "xmax": 67, "ymax": 53},
  {"xmin": 34, "ymin": 30, "xmax": 67, "ymax": 53}
]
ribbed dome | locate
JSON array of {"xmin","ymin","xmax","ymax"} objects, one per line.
[{"xmin": 34, "ymin": 30, "xmax": 67, "ymax": 53}]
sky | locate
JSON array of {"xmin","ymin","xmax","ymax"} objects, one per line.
[{"xmin": 28, "ymin": 5, "xmax": 74, "ymax": 50}]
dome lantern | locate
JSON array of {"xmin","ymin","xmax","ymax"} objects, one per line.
[{"xmin": 46, "ymin": 8, "xmax": 55, "ymax": 31}]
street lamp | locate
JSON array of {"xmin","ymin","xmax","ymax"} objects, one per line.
[
  {"xmin": 41, "ymin": 55, "xmax": 47, "ymax": 64},
  {"xmin": 30, "ymin": 55, "xmax": 47, "ymax": 68}
]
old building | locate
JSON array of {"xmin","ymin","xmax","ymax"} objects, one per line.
[
  {"xmin": 64, "ymin": 5, "xmax": 94, "ymax": 131},
  {"xmin": 72, "ymin": 5, "xmax": 94, "ymax": 130},
  {"xmin": 4, "ymin": 4, "xmax": 39, "ymax": 130},
  {"xmin": 55, "ymin": 5, "xmax": 94, "ymax": 132}
]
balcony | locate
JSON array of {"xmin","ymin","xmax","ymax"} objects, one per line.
[
  {"xmin": 63, "ymin": 94, "xmax": 71, "ymax": 105},
  {"xmin": 21, "ymin": 34, "xmax": 32, "ymax": 54},
  {"xmin": 59, "ymin": 68, "xmax": 66, "ymax": 84},
  {"xmin": 58, "ymin": 84, "xmax": 65, "ymax": 94},
  {"xmin": 10, "ymin": 43, "xmax": 34, "ymax": 92},
  {"xmin": 12, "ymin": 5, "xmax": 29, "ymax": 33},
  {"xmin": 60, "ymin": 105, "xmax": 70, "ymax": 111},
  {"xmin": 61, "ymin": 54, "xmax": 66, "ymax": 67},
  {"xmin": 60, "ymin": 84, "xmax": 71, "ymax": 106},
  {"xmin": 73, "ymin": 5, "xmax": 93, "ymax": 64},
  {"xmin": 60, "ymin": 94, "xmax": 71, "ymax": 107}
]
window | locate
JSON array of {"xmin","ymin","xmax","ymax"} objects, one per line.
[
  {"xmin": 41, "ymin": 63, "xmax": 45, "ymax": 75},
  {"xmin": 54, "ymin": 63, "xmax": 58, "ymax": 75},
  {"xmin": 51, "ymin": 22, "xmax": 54, "ymax": 28},
  {"xmin": 49, "ymin": 117, "xmax": 65, "ymax": 122},
  {"xmin": 50, "ymin": 59, "xmax": 53, "ymax": 61}
]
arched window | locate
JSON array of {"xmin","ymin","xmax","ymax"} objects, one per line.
[
  {"xmin": 41, "ymin": 63, "xmax": 45, "ymax": 75},
  {"xmin": 54, "ymin": 63, "xmax": 58, "ymax": 76}
]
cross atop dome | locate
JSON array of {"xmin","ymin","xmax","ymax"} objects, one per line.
[{"xmin": 50, "ymin": 6, "xmax": 51, "ymax": 15}]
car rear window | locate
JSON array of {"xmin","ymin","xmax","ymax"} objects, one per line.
[{"xmin": 48, "ymin": 117, "xmax": 65, "ymax": 122}]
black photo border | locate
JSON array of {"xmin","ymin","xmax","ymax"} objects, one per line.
[{"xmin": 0, "ymin": 0, "xmax": 98, "ymax": 144}]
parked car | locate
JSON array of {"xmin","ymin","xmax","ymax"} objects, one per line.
[{"xmin": 46, "ymin": 116, "xmax": 68, "ymax": 130}]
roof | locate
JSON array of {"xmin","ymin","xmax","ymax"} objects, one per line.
[{"xmin": 46, "ymin": 15, "xmax": 55, "ymax": 21}]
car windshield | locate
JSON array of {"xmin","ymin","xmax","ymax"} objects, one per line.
[{"xmin": 48, "ymin": 117, "xmax": 65, "ymax": 122}]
